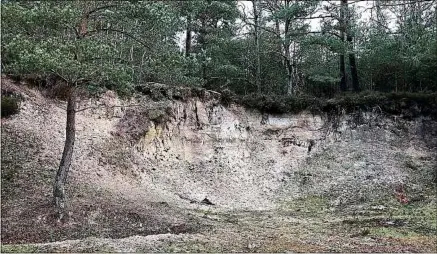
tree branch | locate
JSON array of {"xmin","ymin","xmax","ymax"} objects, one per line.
[
  {"xmin": 296, "ymin": 15, "xmax": 334, "ymax": 20},
  {"xmin": 84, "ymin": 57, "xmax": 130, "ymax": 64},
  {"xmin": 87, "ymin": 4, "xmax": 119, "ymax": 17}
]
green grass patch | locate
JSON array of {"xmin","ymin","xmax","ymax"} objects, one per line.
[
  {"xmin": 1, "ymin": 244, "xmax": 38, "ymax": 253},
  {"xmin": 370, "ymin": 227, "xmax": 421, "ymax": 238},
  {"xmin": 281, "ymin": 195, "xmax": 330, "ymax": 217},
  {"xmin": 342, "ymin": 202, "xmax": 437, "ymax": 237},
  {"xmin": 391, "ymin": 203, "xmax": 437, "ymax": 235}
]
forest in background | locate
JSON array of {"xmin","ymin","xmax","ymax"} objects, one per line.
[{"xmin": 2, "ymin": 0, "xmax": 436, "ymax": 99}]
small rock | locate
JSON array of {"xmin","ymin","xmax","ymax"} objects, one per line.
[
  {"xmin": 370, "ymin": 205, "xmax": 386, "ymax": 211},
  {"xmin": 200, "ymin": 198, "xmax": 214, "ymax": 205}
]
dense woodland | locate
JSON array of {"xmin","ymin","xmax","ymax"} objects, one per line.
[{"xmin": 2, "ymin": 0, "xmax": 437, "ymax": 98}]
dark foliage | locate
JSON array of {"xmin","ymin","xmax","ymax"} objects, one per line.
[
  {"xmin": 1, "ymin": 96, "xmax": 20, "ymax": 118},
  {"xmin": 239, "ymin": 92, "xmax": 437, "ymax": 118}
]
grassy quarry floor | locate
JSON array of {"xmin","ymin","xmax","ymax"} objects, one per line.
[{"xmin": 1, "ymin": 191, "xmax": 436, "ymax": 252}]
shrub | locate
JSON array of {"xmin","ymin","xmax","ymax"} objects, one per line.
[{"xmin": 1, "ymin": 96, "xmax": 20, "ymax": 118}]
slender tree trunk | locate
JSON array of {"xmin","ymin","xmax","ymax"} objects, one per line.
[
  {"xmin": 285, "ymin": 47, "xmax": 294, "ymax": 95},
  {"xmin": 199, "ymin": 16, "xmax": 207, "ymax": 81},
  {"xmin": 284, "ymin": 5, "xmax": 294, "ymax": 95},
  {"xmin": 53, "ymin": 88, "xmax": 76, "ymax": 220},
  {"xmin": 285, "ymin": 43, "xmax": 293, "ymax": 95},
  {"xmin": 252, "ymin": 0, "xmax": 261, "ymax": 93},
  {"xmin": 344, "ymin": 0, "xmax": 360, "ymax": 92},
  {"xmin": 292, "ymin": 42, "xmax": 300, "ymax": 91},
  {"xmin": 185, "ymin": 15, "xmax": 192, "ymax": 57},
  {"xmin": 275, "ymin": 19, "xmax": 283, "ymax": 65},
  {"xmin": 53, "ymin": 2, "xmax": 87, "ymax": 220},
  {"xmin": 340, "ymin": 54, "xmax": 346, "ymax": 91},
  {"xmin": 339, "ymin": 0, "xmax": 347, "ymax": 92},
  {"xmin": 347, "ymin": 34, "xmax": 360, "ymax": 92},
  {"xmin": 286, "ymin": 58, "xmax": 293, "ymax": 95}
]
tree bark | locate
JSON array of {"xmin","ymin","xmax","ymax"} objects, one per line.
[{"xmin": 53, "ymin": 88, "xmax": 76, "ymax": 220}]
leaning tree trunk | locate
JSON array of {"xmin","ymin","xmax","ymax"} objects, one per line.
[{"xmin": 53, "ymin": 88, "xmax": 76, "ymax": 220}]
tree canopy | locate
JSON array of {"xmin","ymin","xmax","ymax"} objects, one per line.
[{"xmin": 2, "ymin": 0, "xmax": 437, "ymax": 97}]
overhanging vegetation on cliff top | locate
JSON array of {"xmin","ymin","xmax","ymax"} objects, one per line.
[
  {"xmin": 239, "ymin": 91, "xmax": 437, "ymax": 117},
  {"xmin": 133, "ymin": 82, "xmax": 437, "ymax": 118}
]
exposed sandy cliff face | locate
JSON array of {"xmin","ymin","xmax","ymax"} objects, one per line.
[{"xmin": 95, "ymin": 88, "xmax": 436, "ymax": 210}]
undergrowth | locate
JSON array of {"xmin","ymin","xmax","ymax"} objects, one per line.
[{"xmin": 133, "ymin": 82, "xmax": 437, "ymax": 118}]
